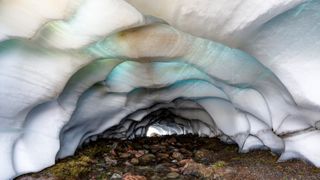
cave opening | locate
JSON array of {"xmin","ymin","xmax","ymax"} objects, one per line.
[{"xmin": 86, "ymin": 105, "xmax": 217, "ymax": 141}]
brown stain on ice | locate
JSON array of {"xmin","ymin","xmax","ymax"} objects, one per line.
[{"xmin": 115, "ymin": 24, "xmax": 192, "ymax": 61}]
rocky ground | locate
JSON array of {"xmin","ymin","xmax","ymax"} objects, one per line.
[{"xmin": 17, "ymin": 135, "xmax": 320, "ymax": 180}]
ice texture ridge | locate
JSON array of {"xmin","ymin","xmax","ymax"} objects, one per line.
[{"xmin": 1, "ymin": 0, "xmax": 320, "ymax": 179}]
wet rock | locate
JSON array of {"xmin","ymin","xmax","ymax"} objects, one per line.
[
  {"xmin": 110, "ymin": 173, "xmax": 122, "ymax": 179},
  {"xmin": 139, "ymin": 154, "xmax": 156, "ymax": 164},
  {"xmin": 171, "ymin": 159, "xmax": 178, "ymax": 163},
  {"xmin": 130, "ymin": 158, "xmax": 139, "ymax": 165},
  {"xmin": 166, "ymin": 172, "xmax": 180, "ymax": 179},
  {"xmin": 172, "ymin": 152, "xmax": 184, "ymax": 161}
]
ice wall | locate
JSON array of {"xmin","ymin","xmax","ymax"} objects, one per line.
[{"xmin": 1, "ymin": 0, "xmax": 320, "ymax": 179}]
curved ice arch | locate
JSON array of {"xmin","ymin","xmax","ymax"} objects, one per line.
[{"xmin": 1, "ymin": 0, "xmax": 320, "ymax": 179}]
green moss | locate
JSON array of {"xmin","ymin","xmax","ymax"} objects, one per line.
[
  {"xmin": 43, "ymin": 155, "xmax": 93, "ymax": 179},
  {"xmin": 212, "ymin": 161, "xmax": 226, "ymax": 169},
  {"xmin": 39, "ymin": 141, "xmax": 114, "ymax": 179},
  {"xmin": 80, "ymin": 142, "xmax": 112, "ymax": 158}
]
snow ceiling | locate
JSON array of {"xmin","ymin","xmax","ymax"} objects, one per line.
[{"xmin": 1, "ymin": 0, "xmax": 320, "ymax": 179}]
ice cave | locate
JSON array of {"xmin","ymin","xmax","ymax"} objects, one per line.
[{"xmin": 1, "ymin": 0, "xmax": 320, "ymax": 179}]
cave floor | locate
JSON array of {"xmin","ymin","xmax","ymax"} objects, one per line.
[{"xmin": 16, "ymin": 135, "xmax": 320, "ymax": 180}]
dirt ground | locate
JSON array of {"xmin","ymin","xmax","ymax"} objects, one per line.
[{"xmin": 16, "ymin": 135, "xmax": 320, "ymax": 180}]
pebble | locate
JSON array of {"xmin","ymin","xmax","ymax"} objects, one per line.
[
  {"xmin": 150, "ymin": 145, "xmax": 166, "ymax": 153},
  {"xmin": 143, "ymin": 145, "xmax": 150, "ymax": 149},
  {"xmin": 110, "ymin": 173, "xmax": 122, "ymax": 179},
  {"xmin": 171, "ymin": 160, "xmax": 178, "ymax": 163},
  {"xmin": 194, "ymin": 149, "xmax": 210, "ymax": 161},
  {"xmin": 123, "ymin": 174, "xmax": 147, "ymax": 180},
  {"xmin": 179, "ymin": 159, "xmax": 194, "ymax": 166},
  {"xmin": 167, "ymin": 137, "xmax": 177, "ymax": 144},
  {"xmin": 130, "ymin": 158, "xmax": 140, "ymax": 165},
  {"xmin": 150, "ymin": 175, "xmax": 162, "ymax": 180},
  {"xmin": 155, "ymin": 164, "xmax": 170, "ymax": 172},
  {"xmin": 120, "ymin": 153, "xmax": 131, "ymax": 158},
  {"xmin": 137, "ymin": 166, "xmax": 153, "ymax": 171},
  {"xmin": 172, "ymin": 152, "xmax": 184, "ymax": 161},
  {"xmin": 166, "ymin": 172, "xmax": 180, "ymax": 179},
  {"xmin": 104, "ymin": 156, "xmax": 117, "ymax": 166},
  {"xmin": 157, "ymin": 153, "xmax": 170, "ymax": 160},
  {"xmin": 139, "ymin": 154, "xmax": 156, "ymax": 164}
]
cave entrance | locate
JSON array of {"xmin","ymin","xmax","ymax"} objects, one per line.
[{"xmin": 101, "ymin": 108, "xmax": 216, "ymax": 140}]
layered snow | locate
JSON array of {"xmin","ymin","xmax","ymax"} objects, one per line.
[{"xmin": 1, "ymin": 0, "xmax": 320, "ymax": 179}]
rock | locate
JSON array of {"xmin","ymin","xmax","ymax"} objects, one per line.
[
  {"xmin": 130, "ymin": 158, "xmax": 140, "ymax": 165},
  {"xmin": 181, "ymin": 161, "xmax": 215, "ymax": 178},
  {"xmin": 167, "ymin": 137, "xmax": 177, "ymax": 144},
  {"xmin": 194, "ymin": 149, "xmax": 210, "ymax": 162},
  {"xmin": 172, "ymin": 152, "xmax": 184, "ymax": 161},
  {"xmin": 124, "ymin": 161, "xmax": 132, "ymax": 166},
  {"xmin": 180, "ymin": 148, "xmax": 192, "ymax": 156},
  {"xmin": 169, "ymin": 167, "xmax": 180, "ymax": 172},
  {"xmin": 179, "ymin": 159, "xmax": 194, "ymax": 166},
  {"xmin": 224, "ymin": 167, "xmax": 235, "ymax": 174},
  {"xmin": 171, "ymin": 159, "xmax": 178, "ymax": 163},
  {"xmin": 150, "ymin": 145, "xmax": 166, "ymax": 153},
  {"xmin": 110, "ymin": 173, "xmax": 122, "ymax": 179},
  {"xmin": 143, "ymin": 145, "xmax": 150, "ymax": 149},
  {"xmin": 128, "ymin": 150, "xmax": 145, "ymax": 158},
  {"xmin": 150, "ymin": 175, "xmax": 162, "ymax": 180},
  {"xmin": 123, "ymin": 173, "xmax": 147, "ymax": 180},
  {"xmin": 194, "ymin": 150, "xmax": 205, "ymax": 160},
  {"xmin": 157, "ymin": 153, "xmax": 170, "ymax": 160},
  {"xmin": 139, "ymin": 154, "xmax": 156, "ymax": 164},
  {"xmin": 166, "ymin": 172, "xmax": 180, "ymax": 179},
  {"xmin": 134, "ymin": 150, "xmax": 146, "ymax": 158},
  {"xmin": 104, "ymin": 156, "xmax": 117, "ymax": 166},
  {"xmin": 160, "ymin": 142, "xmax": 169, "ymax": 146},
  {"xmin": 137, "ymin": 166, "xmax": 153, "ymax": 171},
  {"xmin": 120, "ymin": 153, "xmax": 131, "ymax": 159},
  {"xmin": 155, "ymin": 164, "xmax": 170, "ymax": 172}
]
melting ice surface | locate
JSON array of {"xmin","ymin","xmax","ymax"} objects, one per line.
[{"xmin": 1, "ymin": 0, "xmax": 320, "ymax": 179}]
